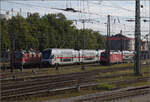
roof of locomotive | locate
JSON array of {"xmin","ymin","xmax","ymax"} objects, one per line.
[
  {"xmin": 101, "ymin": 50, "xmax": 122, "ymax": 54},
  {"xmin": 43, "ymin": 48, "xmax": 75, "ymax": 51},
  {"xmin": 122, "ymin": 50, "xmax": 134, "ymax": 53},
  {"xmin": 15, "ymin": 50, "xmax": 41, "ymax": 55},
  {"xmin": 43, "ymin": 48, "xmax": 78, "ymax": 54}
]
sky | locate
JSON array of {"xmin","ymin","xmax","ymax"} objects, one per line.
[{"xmin": 1, "ymin": 0, "xmax": 150, "ymax": 39}]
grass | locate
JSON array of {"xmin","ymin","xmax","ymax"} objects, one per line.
[
  {"xmin": 98, "ymin": 69, "xmax": 133, "ymax": 77},
  {"xmin": 96, "ymin": 83, "xmax": 116, "ymax": 90},
  {"xmin": 120, "ymin": 81, "xmax": 149, "ymax": 88},
  {"xmin": 97, "ymin": 71, "xmax": 149, "ymax": 83}
]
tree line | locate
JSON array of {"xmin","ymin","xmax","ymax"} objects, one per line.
[{"xmin": 0, "ymin": 13, "xmax": 105, "ymax": 52}]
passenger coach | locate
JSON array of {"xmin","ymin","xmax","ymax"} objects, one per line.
[
  {"xmin": 41, "ymin": 48, "xmax": 79, "ymax": 65},
  {"xmin": 41, "ymin": 48, "xmax": 103, "ymax": 66}
]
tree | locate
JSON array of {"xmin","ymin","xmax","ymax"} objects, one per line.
[
  {"xmin": 0, "ymin": 19, "xmax": 10, "ymax": 51},
  {"xmin": 1, "ymin": 13, "xmax": 106, "ymax": 51}
]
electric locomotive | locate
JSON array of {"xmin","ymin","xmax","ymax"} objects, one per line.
[
  {"xmin": 100, "ymin": 50, "xmax": 123, "ymax": 65},
  {"xmin": 14, "ymin": 50, "xmax": 41, "ymax": 67}
]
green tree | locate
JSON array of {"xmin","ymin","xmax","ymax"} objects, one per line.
[
  {"xmin": 1, "ymin": 13, "xmax": 105, "ymax": 51},
  {"xmin": 0, "ymin": 19, "xmax": 10, "ymax": 51}
]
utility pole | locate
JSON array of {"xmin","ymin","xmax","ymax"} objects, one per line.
[
  {"xmin": 81, "ymin": 19, "xmax": 85, "ymax": 70},
  {"xmin": 75, "ymin": 30, "xmax": 79, "ymax": 50},
  {"xmin": 134, "ymin": 0, "xmax": 141, "ymax": 75},
  {"xmin": 10, "ymin": 8, "xmax": 15, "ymax": 73},
  {"xmin": 120, "ymin": 30, "xmax": 123, "ymax": 51},
  {"xmin": 106, "ymin": 15, "xmax": 110, "ymax": 51},
  {"xmin": 106, "ymin": 15, "xmax": 111, "ymax": 64},
  {"xmin": 149, "ymin": 0, "xmax": 150, "ymax": 52},
  {"xmin": 83, "ymin": 19, "xmax": 85, "ymax": 51},
  {"xmin": 120, "ymin": 30, "xmax": 124, "ymax": 63},
  {"xmin": 10, "ymin": 33, "xmax": 15, "ymax": 73}
]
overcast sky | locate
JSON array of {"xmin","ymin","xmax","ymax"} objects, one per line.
[{"xmin": 1, "ymin": 0, "xmax": 150, "ymax": 38}]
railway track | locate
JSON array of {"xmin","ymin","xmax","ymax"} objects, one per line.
[
  {"xmin": 75, "ymin": 85, "xmax": 150, "ymax": 102},
  {"xmin": 1, "ymin": 71, "xmax": 150, "ymax": 101},
  {"xmin": 0, "ymin": 63, "xmax": 133, "ymax": 78},
  {"xmin": 0, "ymin": 63, "xmax": 99, "ymax": 78},
  {"xmin": 2, "ymin": 70, "xmax": 149, "ymax": 90},
  {"xmin": 1, "ymin": 62, "xmax": 149, "ymax": 79},
  {"xmin": 1, "ymin": 65, "xmax": 149, "ymax": 89},
  {"xmin": 1, "ymin": 71, "xmax": 98, "ymax": 90},
  {"xmin": 1, "ymin": 73, "xmax": 97, "ymax": 100},
  {"xmin": 1, "ymin": 66, "xmax": 133, "ymax": 83},
  {"xmin": 1, "ymin": 63, "xmax": 149, "ymax": 101}
]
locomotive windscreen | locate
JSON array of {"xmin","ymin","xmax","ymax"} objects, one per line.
[
  {"xmin": 15, "ymin": 52, "xmax": 23, "ymax": 59},
  {"xmin": 42, "ymin": 50, "xmax": 52, "ymax": 59},
  {"xmin": 101, "ymin": 52, "xmax": 109, "ymax": 58}
]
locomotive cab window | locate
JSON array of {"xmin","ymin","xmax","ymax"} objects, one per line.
[
  {"xmin": 15, "ymin": 52, "xmax": 22, "ymax": 59},
  {"xmin": 42, "ymin": 50, "xmax": 52, "ymax": 59}
]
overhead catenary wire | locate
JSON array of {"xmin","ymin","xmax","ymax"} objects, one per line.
[
  {"xmin": 6, "ymin": 1, "xmax": 137, "ymax": 19},
  {"xmin": 6, "ymin": 1, "xmax": 66, "ymax": 13},
  {"xmin": 106, "ymin": 1, "xmax": 135, "ymax": 13}
]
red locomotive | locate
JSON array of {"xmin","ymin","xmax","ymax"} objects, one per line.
[
  {"xmin": 14, "ymin": 50, "xmax": 41, "ymax": 67},
  {"xmin": 100, "ymin": 51, "xmax": 123, "ymax": 65}
]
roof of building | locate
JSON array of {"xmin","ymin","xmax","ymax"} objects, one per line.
[{"xmin": 107, "ymin": 33, "xmax": 134, "ymax": 40}]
